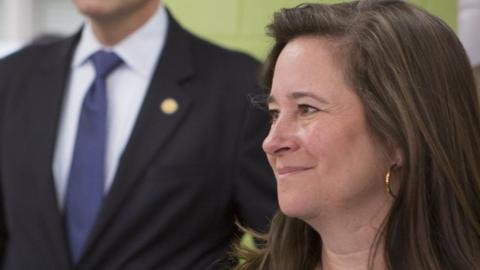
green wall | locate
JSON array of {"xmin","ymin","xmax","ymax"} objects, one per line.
[{"xmin": 163, "ymin": 0, "xmax": 457, "ymax": 60}]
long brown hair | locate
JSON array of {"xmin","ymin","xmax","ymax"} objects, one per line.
[{"xmin": 236, "ymin": 1, "xmax": 480, "ymax": 269}]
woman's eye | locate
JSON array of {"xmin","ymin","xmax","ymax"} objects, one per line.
[
  {"xmin": 298, "ymin": 104, "xmax": 318, "ymax": 115},
  {"xmin": 268, "ymin": 109, "xmax": 280, "ymax": 122}
]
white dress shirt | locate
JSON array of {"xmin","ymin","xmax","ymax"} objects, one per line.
[{"xmin": 53, "ymin": 5, "xmax": 168, "ymax": 208}]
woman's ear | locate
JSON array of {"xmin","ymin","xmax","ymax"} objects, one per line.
[
  {"xmin": 391, "ymin": 146, "xmax": 404, "ymax": 167},
  {"xmin": 385, "ymin": 141, "xmax": 404, "ymax": 168}
]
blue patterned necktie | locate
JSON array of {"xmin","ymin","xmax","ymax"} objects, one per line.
[{"xmin": 65, "ymin": 50, "xmax": 123, "ymax": 262}]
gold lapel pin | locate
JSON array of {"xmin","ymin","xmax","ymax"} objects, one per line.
[{"xmin": 160, "ymin": 98, "xmax": 178, "ymax": 115}]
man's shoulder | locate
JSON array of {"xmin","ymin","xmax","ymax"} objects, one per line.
[
  {"xmin": 163, "ymin": 13, "xmax": 261, "ymax": 76},
  {"xmin": 0, "ymin": 34, "xmax": 75, "ymax": 71},
  {"xmin": 186, "ymin": 31, "xmax": 260, "ymax": 70}
]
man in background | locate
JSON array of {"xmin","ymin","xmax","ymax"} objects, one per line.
[{"xmin": 0, "ymin": 0, "xmax": 276, "ymax": 269}]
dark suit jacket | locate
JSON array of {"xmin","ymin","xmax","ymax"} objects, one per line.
[{"xmin": 0, "ymin": 12, "xmax": 277, "ymax": 270}]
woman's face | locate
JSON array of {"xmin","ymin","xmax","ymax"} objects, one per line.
[{"xmin": 263, "ymin": 36, "xmax": 396, "ymax": 222}]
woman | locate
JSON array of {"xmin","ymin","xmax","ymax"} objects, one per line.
[{"xmin": 236, "ymin": 1, "xmax": 480, "ymax": 269}]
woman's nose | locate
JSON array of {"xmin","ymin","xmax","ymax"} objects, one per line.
[{"xmin": 262, "ymin": 117, "xmax": 298, "ymax": 156}]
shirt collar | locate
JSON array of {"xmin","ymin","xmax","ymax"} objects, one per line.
[{"xmin": 72, "ymin": 4, "xmax": 168, "ymax": 78}]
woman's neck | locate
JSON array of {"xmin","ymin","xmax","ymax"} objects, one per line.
[
  {"xmin": 320, "ymin": 239, "xmax": 385, "ymax": 270},
  {"xmin": 309, "ymin": 196, "xmax": 392, "ymax": 270}
]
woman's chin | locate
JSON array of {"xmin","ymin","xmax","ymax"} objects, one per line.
[{"xmin": 279, "ymin": 197, "xmax": 313, "ymax": 220}]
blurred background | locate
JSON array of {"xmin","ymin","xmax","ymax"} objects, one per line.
[{"xmin": 0, "ymin": 0, "xmax": 461, "ymax": 60}]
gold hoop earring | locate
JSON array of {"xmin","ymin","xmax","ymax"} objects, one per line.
[{"xmin": 385, "ymin": 167, "xmax": 396, "ymax": 198}]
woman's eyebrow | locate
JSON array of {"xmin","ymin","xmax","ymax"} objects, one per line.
[
  {"xmin": 266, "ymin": 91, "xmax": 329, "ymax": 106},
  {"xmin": 290, "ymin": 91, "xmax": 329, "ymax": 104}
]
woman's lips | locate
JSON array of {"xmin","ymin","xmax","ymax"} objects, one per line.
[{"xmin": 276, "ymin": 166, "xmax": 313, "ymax": 176}]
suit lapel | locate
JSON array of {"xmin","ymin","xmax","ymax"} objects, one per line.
[
  {"xmin": 83, "ymin": 13, "xmax": 195, "ymax": 257},
  {"xmin": 26, "ymin": 34, "xmax": 81, "ymax": 269}
]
